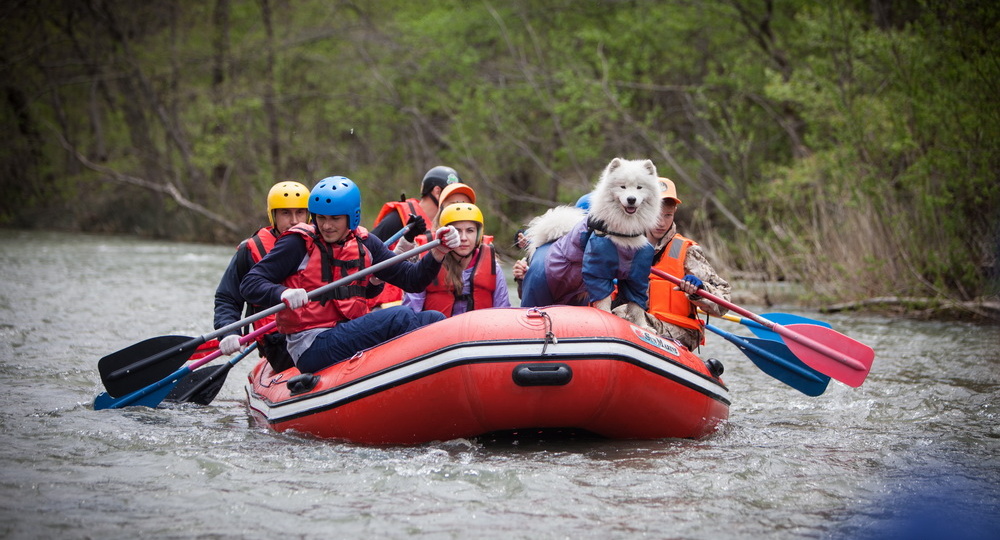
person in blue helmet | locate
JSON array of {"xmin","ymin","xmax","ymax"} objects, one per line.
[{"xmin": 240, "ymin": 176, "xmax": 461, "ymax": 373}]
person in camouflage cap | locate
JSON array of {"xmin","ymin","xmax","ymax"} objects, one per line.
[{"xmin": 614, "ymin": 177, "xmax": 731, "ymax": 350}]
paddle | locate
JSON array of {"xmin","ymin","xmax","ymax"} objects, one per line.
[
  {"xmin": 162, "ymin": 350, "xmax": 248, "ymax": 406},
  {"xmin": 189, "ymin": 339, "xmax": 220, "ymax": 360},
  {"xmin": 651, "ymin": 268, "xmax": 875, "ymax": 387},
  {"xmin": 712, "ymin": 311, "xmax": 832, "ymax": 342},
  {"xmin": 705, "ymin": 323, "xmax": 830, "ymax": 396},
  {"xmin": 93, "ymin": 324, "xmax": 270, "ymax": 410},
  {"xmin": 384, "ymin": 222, "xmax": 412, "ymax": 247},
  {"xmin": 98, "ymin": 238, "xmax": 443, "ymax": 397}
]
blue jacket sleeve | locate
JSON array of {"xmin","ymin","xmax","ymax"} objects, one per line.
[
  {"xmin": 581, "ymin": 234, "xmax": 620, "ymax": 303},
  {"xmin": 619, "ymin": 243, "xmax": 654, "ymax": 309},
  {"xmin": 213, "ymin": 243, "xmax": 251, "ymax": 334},
  {"xmin": 363, "ymin": 235, "xmax": 442, "ymax": 293},
  {"xmin": 240, "ymin": 234, "xmax": 308, "ymax": 308}
]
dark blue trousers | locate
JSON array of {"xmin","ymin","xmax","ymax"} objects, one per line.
[{"xmin": 295, "ymin": 305, "xmax": 444, "ymax": 373}]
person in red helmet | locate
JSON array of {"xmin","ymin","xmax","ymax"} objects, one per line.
[
  {"xmin": 368, "ymin": 166, "xmax": 461, "ymax": 309},
  {"xmin": 620, "ymin": 177, "xmax": 730, "ymax": 350}
]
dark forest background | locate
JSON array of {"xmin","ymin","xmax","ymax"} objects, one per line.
[{"xmin": 2, "ymin": 0, "xmax": 998, "ymax": 308}]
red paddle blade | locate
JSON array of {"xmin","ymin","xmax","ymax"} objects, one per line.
[
  {"xmin": 782, "ymin": 323, "xmax": 875, "ymax": 387},
  {"xmin": 189, "ymin": 339, "xmax": 220, "ymax": 360}
]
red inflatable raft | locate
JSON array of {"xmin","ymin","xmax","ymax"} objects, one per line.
[{"xmin": 245, "ymin": 306, "xmax": 729, "ymax": 445}]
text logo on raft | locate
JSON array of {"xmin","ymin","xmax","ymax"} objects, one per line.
[{"xmin": 631, "ymin": 326, "xmax": 680, "ymax": 357}]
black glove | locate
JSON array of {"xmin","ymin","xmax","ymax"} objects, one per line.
[{"xmin": 403, "ymin": 214, "xmax": 427, "ymax": 242}]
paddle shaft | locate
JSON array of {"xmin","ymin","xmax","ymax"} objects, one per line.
[
  {"xmin": 384, "ymin": 223, "xmax": 412, "ymax": 246},
  {"xmin": 168, "ymin": 345, "xmax": 254, "ymax": 404},
  {"xmin": 718, "ymin": 312, "xmax": 768, "ymax": 333},
  {"xmin": 107, "ymin": 239, "xmax": 442, "ymax": 381},
  {"xmin": 185, "ymin": 321, "xmax": 276, "ymax": 372},
  {"xmin": 651, "ymin": 268, "xmax": 867, "ymax": 372}
]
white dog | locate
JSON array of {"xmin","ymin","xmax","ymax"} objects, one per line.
[{"xmin": 520, "ymin": 158, "xmax": 660, "ymax": 319}]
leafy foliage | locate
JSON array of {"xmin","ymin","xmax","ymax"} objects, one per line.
[{"xmin": 1, "ymin": 0, "xmax": 996, "ymax": 303}]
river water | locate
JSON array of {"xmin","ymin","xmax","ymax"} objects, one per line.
[{"xmin": 0, "ymin": 230, "xmax": 997, "ymax": 539}]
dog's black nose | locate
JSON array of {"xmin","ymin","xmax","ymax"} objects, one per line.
[{"xmin": 627, "ymin": 196, "xmax": 636, "ymax": 205}]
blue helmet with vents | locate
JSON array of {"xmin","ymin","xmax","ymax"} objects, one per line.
[{"xmin": 309, "ymin": 176, "xmax": 362, "ymax": 229}]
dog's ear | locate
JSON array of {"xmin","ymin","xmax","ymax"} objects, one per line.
[
  {"xmin": 642, "ymin": 159, "xmax": 657, "ymax": 177},
  {"xmin": 607, "ymin": 157, "xmax": 623, "ymax": 173}
]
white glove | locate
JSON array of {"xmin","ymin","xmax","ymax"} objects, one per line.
[
  {"xmin": 435, "ymin": 226, "xmax": 460, "ymax": 250},
  {"xmin": 393, "ymin": 236, "xmax": 415, "ymax": 255},
  {"xmin": 219, "ymin": 334, "xmax": 246, "ymax": 355},
  {"xmin": 281, "ymin": 288, "xmax": 309, "ymax": 309}
]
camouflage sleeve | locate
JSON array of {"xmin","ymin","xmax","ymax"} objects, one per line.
[{"xmin": 684, "ymin": 244, "xmax": 730, "ymax": 318}]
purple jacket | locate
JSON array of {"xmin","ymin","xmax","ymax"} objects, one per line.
[{"xmin": 542, "ymin": 219, "xmax": 653, "ymax": 307}]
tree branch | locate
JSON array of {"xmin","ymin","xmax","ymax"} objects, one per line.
[{"xmin": 50, "ymin": 126, "xmax": 240, "ymax": 234}]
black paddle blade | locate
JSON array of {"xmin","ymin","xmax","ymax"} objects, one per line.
[
  {"xmin": 164, "ymin": 363, "xmax": 234, "ymax": 405},
  {"xmin": 98, "ymin": 335, "xmax": 197, "ymax": 398}
]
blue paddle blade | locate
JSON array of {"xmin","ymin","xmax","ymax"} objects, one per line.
[
  {"xmin": 706, "ymin": 323, "xmax": 830, "ymax": 396},
  {"xmin": 739, "ymin": 335, "xmax": 830, "ymax": 397},
  {"xmin": 93, "ymin": 366, "xmax": 193, "ymax": 410},
  {"xmin": 742, "ymin": 313, "xmax": 832, "ymax": 342},
  {"xmin": 93, "ymin": 392, "xmax": 117, "ymax": 410}
]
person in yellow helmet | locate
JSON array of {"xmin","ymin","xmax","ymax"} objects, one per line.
[
  {"xmin": 366, "ymin": 169, "xmax": 465, "ymax": 310},
  {"xmin": 393, "ymin": 181, "xmax": 492, "ymax": 256},
  {"xmin": 403, "ymin": 203, "xmax": 511, "ymax": 316},
  {"xmin": 615, "ymin": 177, "xmax": 731, "ymax": 350},
  {"xmin": 213, "ymin": 181, "xmax": 310, "ymax": 372}
]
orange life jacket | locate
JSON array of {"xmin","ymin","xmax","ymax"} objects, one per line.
[
  {"xmin": 369, "ymin": 199, "xmax": 434, "ymax": 308},
  {"xmin": 423, "ymin": 244, "xmax": 497, "ymax": 316},
  {"xmin": 276, "ymin": 224, "xmax": 373, "ymax": 334},
  {"xmin": 648, "ymin": 234, "xmax": 705, "ymax": 336},
  {"xmin": 374, "ymin": 198, "xmax": 435, "ymax": 246}
]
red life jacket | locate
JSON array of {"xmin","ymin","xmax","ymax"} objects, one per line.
[
  {"xmin": 369, "ymin": 199, "xmax": 434, "ymax": 308},
  {"xmin": 374, "ymin": 198, "xmax": 435, "ymax": 246},
  {"xmin": 648, "ymin": 234, "xmax": 705, "ymax": 336},
  {"xmin": 276, "ymin": 224, "xmax": 374, "ymax": 334},
  {"xmin": 422, "ymin": 244, "xmax": 497, "ymax": 316},
  {"xmin": 236, "ymin": 227, "xmax": 281, "ymax": 332},
  {"xmin": 245, "ymin": 226, "xmax": 278, "ymax": 263}
]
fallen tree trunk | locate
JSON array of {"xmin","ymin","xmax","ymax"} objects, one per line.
[{"xmin": 822, "ymin": 297, "xmax": 1000, "ymax": 321}]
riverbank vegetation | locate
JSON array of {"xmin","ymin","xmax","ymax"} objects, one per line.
[{"xmin": 2, "ymin": 1, "xmax": 997, "ymax": 314}]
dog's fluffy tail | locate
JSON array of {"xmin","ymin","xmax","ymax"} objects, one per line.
[{"xmin": 524, "ymin": 205, "xmax": 585, "ymax": 259}]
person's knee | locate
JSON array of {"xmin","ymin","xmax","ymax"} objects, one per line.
[
  {"xmin": 380, "ymin": 305, "xmax": 440, "ymax": 332},
  {"xmin": 418, "ymin": 310, "xmax": 445, "ymax": 326}
]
